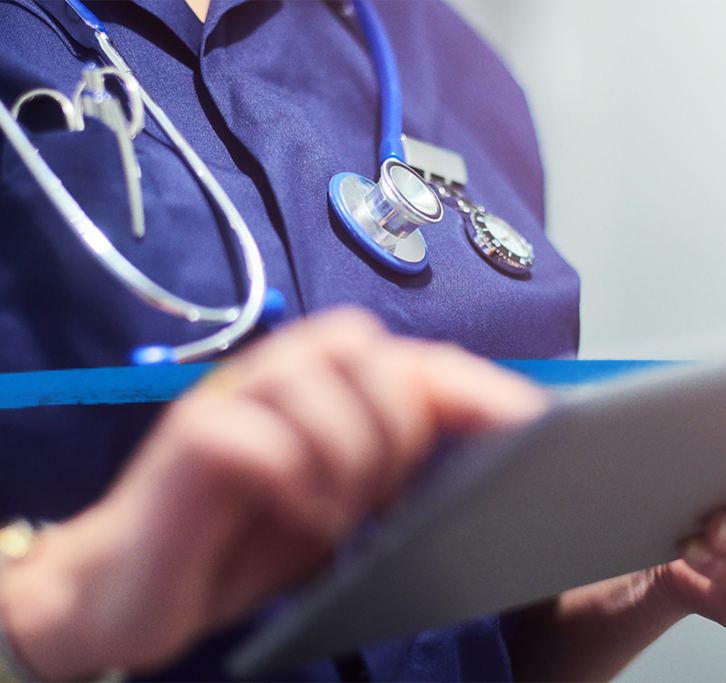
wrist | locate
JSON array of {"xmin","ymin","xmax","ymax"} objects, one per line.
[
  {"xmin": 569, "ymin": 568, "xmax": 688, "ymax": 630},
  {"xmin": 510, "ymin": 570, "xmax": 689, "ymax": 683},
  {"xmin": 0, "ymin": 519, "xmax": 123, "ymax": 682},
  {"xmin": 635, "ymin": 565, "xmax": 692, "ymax": 625}
]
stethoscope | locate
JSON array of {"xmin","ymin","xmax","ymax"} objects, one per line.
[
  {"xmin": 0, "ymin": 0, "xmax": 532, "ymax": 364},
  {"xmin": 327, "ymin": 0, "xmax": 444, "ymax": 275}
]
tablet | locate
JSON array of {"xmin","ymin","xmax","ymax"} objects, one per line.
[{"xmin": 228, "ymin": 361, "xmax": 726, "ymax": 677}]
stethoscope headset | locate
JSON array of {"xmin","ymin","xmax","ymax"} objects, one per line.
[{"xmin": 0, "ymin": 0, "xmax": 531, "ymax": 364}]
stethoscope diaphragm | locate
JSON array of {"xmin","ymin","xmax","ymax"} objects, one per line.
[{"xmin": 329, "ymin": 157, "xmax": 443, "ymax": 274}]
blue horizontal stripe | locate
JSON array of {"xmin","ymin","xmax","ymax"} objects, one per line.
[
  {"xmin": 0, "ymin": 364, "xmax": 214, "ymax": 409},
  {"xmin": 498, "ymin": 359, "xmax": 682, "ymax": 386},
  {"xmin": 0, "ymin": 361, "xmax": 681, "ymax": 410}
]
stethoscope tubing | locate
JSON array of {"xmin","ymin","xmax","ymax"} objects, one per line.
[
  {"xmin": 0, "ymin": 97, "xmax": 238, "ymax": 326},
  {"xmin": 66, "ymin": 0, "xmax": 404, "ymax": 168},
  {"xmin": 351, "ymin": 0, "xmax": 404, "ymax": 164},
  {"xmin": 19, "ymin": 1, "xmax": 269, "ymax": 364},
  {"xmin": 96, "ymin": 33, "xmax": 268, "ymax": 363},
  {"xmin": 0, "ymin": 97, "xmax": 264, "ymax": 362}
]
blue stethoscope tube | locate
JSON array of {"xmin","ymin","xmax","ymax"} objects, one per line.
[
  {"xmin": 351, "ymin": 0, "xmax": 404, "ymax": 164},
  {"xmin": 329, "ymin": 3, "xmax": 443, "ymax": 274}
]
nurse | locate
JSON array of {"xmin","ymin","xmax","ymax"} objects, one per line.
[{"xmin": 1, "ymin": 1, "xmax": 725, "ymax": 681}]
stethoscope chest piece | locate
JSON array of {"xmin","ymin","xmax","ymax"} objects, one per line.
[{"xmin": 329, "ymin": 158, "xmax": 442, "ymax": 275}]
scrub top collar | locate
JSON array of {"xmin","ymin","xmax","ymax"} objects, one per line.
[
  {"xmin": 202, "ymin": 0, "xmax": 262, "ymax": 49},
  {"xmin": 129, "ymin": 0, "xmax": 255, "ymax": 58}
]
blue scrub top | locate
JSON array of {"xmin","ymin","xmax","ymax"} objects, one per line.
[{"xmin": 0, "ymin": 1, "xmax": 580, "ymax": 680}]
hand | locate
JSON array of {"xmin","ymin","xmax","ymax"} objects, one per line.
[
  {"xmin": 510, "ymin": 510, "xmax": 726, "ymax": 683},
  {"xmin": 0, "ymin": 308, "xmax": 547, "ymax": 681},
  {"xmin": 648, "ymin": 510, "xmax": 726, "ymax": 626}
]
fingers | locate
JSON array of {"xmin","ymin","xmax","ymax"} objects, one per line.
[
  {"xmin": 640, "ymin": 507, "xmax": 726, "ymax": 629},
  {"xmin": 331, "ymin": 335, "xmax": 549, "ymax": 503},
  {"xmin": 682, "ymin": 509, "xmax": 726, "ymax": 581},
  {"xmin": 196, "ymin": 307, "xmax": 548, "ymax": 519},
  {"xmin": 404, "ymin": 340, "xmax": 549, "ymax": 432},
  {"xmin": 189, "ymin": 308, "xmax": 548, "ymax": 622},
  {"xmin": 100, "ymin": 308, "xmax": 549, "ymax": 637},
  {"xmin": 196, "ymin": 309, "xmax": 400, "ymax": 526}
]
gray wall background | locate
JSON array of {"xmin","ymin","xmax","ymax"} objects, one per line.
[{"xmin": 445, "ymin": 1, "xmax": 726, "ymax": 680}]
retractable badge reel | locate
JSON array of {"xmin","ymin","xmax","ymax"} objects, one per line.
[{"xmin": 402, "ymin": 136, "xmax": 535, "ymax": 276}]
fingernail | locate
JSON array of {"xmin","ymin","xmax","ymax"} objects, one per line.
[
  {"xmin": 713, "ymin": 516, "xmax": 726, "ymax": 552},
  {"xmin": 683, "ymin": 540, "xmax": 715, "ymax": 568}
]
